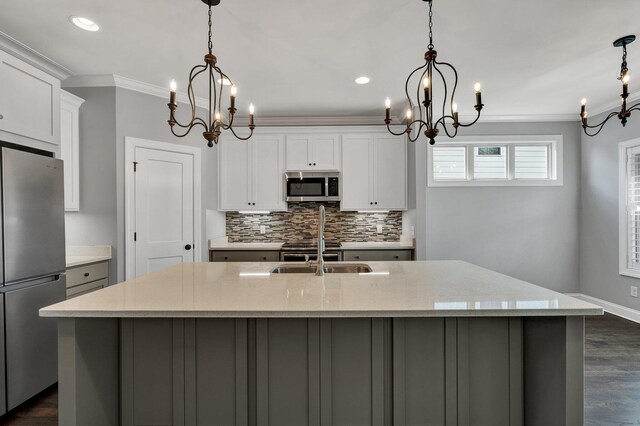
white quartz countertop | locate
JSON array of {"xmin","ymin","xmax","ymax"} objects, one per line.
[
  {"xmin": 208, "ymin": 241, "xmax": 414, "ymax": 250},
  {"xmin": 41, "ymin": 261, "xmax": 602, "ymax": 318},
  {"xmin": 209, "ymin": 242, "xmax": 284, "ymax": 250},
  {"xmin": 341, "ymin": 241, "xmax": 415, "ymax": 250},
  {"xmin": 66, "ymin": 245, "xmax": 112, "ymax": 268}
]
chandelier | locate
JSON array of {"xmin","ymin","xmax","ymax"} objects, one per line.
[
  {"xmin": 167, "ymin": 0, "xmax": 255, "ymax": 147},
  {"xmin": 384, "ymin": 0, "xmax": 484, "ymax": 145},
  {"xmin": 581, "ymin": 35, "xmax": 637, "ymax": 137}
]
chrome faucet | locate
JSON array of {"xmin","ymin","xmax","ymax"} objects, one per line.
[{"xmin": 315, "ymin": 205, "xmax": 326, "ymax": 276}]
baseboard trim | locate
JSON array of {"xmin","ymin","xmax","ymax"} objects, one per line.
[{"xmin": 566, "ymin": 293, "xmax": 640, "ymax": 324}]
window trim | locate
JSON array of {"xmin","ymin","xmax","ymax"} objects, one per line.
[
  {"xmin": 427, "ymin": 135, "xmax": 563, "ymax": 187},
  {"xmin": 618, "ymin": 137, "xmax": 640, "ymax": 279}
]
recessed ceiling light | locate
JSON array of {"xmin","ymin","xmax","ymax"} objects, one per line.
[
  {"xmin": 355, "ymin": 76, "xmax": 371, "ymax": 85},
  {"xmin": 69, "ymin": 16, "xmax": 100, "ymax": 32},
  {"xmin": 217, "ymin": 78, "xmax": 232, "ymax": 86}
]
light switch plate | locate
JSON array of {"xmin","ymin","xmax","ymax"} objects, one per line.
[
  {"xmin": 260, "ymin": 225, "xmax": 266, "ymax": 234},
  {"xmin": 376, "ymin": 224, "xmax": 383, "ymax": 234},
  {"xmin": 632, "ymin": 286, "xmax": 638, "ymax": 298}
]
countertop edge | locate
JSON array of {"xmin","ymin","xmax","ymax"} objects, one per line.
[{"xmin": 40, "ymin": 307, "xmax": 604, "ymax": 319}]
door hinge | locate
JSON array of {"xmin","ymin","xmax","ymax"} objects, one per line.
[
  {"xmin": 133, "ymin": 161, "xmax": 138, "ymax": 172},
  {"xmin": 134, "ymin": 232, "xmax": 137, "ymax": 242}
]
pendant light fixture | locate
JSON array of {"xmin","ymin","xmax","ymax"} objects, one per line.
[
  {"xmin": 581, "ymin": 35, "xmax": 638, "ymax": 137},
  {"xmin": 167, "ymin": 0, "xmax": 255, "ymax": 147},
  {"xmin": 384, "ymin": 0, "xmax": 484, "ymax": 145}
]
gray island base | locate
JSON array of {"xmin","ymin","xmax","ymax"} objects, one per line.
[{"xmin": 43, "ymin": 261, "xmax": 601, "ymax": 426}]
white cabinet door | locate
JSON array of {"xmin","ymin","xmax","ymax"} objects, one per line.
[
  {"xmin": 253, "ymin": 135, "xmax": 286, "ymax": 211},
  {"xmin": 0, "ymin": 51, "xmax": 60, "ymax": 145},
  {"xmin": 312, "ymin": 134, "xmax": 341, "ymax": 170},
  {"xmin": 60, "ymin": 91, "xmax": 84, "ymax": 211},
  {"xmin": 341, "ymin": 135, "xmax": 373, "ymax": 211},
  {"xmin": 373, "ymin": 135, "xmax": 407, "ymax": 210},
  {"xmin": 218, "ymin": 138, "xmax": 251, "ymax": 211},
  {"xmin": 285, "ymin": 135, "xmax": 312, "ymax": 170}
]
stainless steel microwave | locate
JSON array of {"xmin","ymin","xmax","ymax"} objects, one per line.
[{"xmin": 284, "ymin": 171, "xmax": 340, "ymax": 202}]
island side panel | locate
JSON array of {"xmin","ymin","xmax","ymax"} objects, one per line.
[
  {"xmin": 523, "ymin": 316, "xmax": 585, "ymax": 426},
  {"xmin": 120, "ymin": 319, "xmax": 185, "ymax": 426},
  {"xmin": 319, "ymin": 318, "xmax": 391, "ymax": 426},
  {"xmin": 58, "ymin": 318, "xmax": 119, "ymax": 426},
  {"xmin": 392, "ymin": 317, "xmax": 449, "ymax": 426},
  {"xmin": 255, "ymin": 318, "xmax": 320, "ymax": 426}
]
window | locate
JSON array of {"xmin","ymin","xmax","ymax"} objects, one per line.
[
  {"xmin": 428, "ymin": 135, "xmax": 562, "ymax": 187},
  {"xmin": 618, "ymin": 138, "xmax": 640, "ymax": 278}
]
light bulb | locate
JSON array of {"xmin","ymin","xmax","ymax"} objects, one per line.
[
  {"xmin": 231, "ymin": 86, "xmax": 238, "ymax": 96},
  {"xmin": 581, "ymin": 98, "xmax": 587, "ymax": 106},
  {"xmin": 215, "ymin": 112, "xmax": 221, "ymax": 121},
  {"xmin": 170, "ymin": 80, "xmax": 177, "ymax": 92},
  {"xmin": 385, "ymin": 98, "xmax": 391, "ymax": 109},
  {"xmin": 406, "ymin": 109, "xmax": 412, "ymax": 119},
  {"xmin": 584, "ymin": 111, "xmax": 588, "ymax": 118},
  {"xmin": 452, "ymin": 103, "xmax": 458, "ymax": 113},
  {"xmin": 249, "ymin": 104, "xmax": 255, "ymax": 114},
  {"xmin": 474, "ymin": 82, "xmax": 482, "ymax": 92},
  {"xmin": 623, "ymin": 73, "xmax": 631, "ymax": 84},
  {"xmin": 423, "ymin": 77, "xmax": 430, "ymax": 88}
]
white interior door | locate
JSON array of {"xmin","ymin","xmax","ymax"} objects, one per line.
[{"xmin": 133, "ymin": 146, "xmax": 195, "ymax": 277}]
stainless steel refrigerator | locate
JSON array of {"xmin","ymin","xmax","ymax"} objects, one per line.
[{"xmin": 0, "ymin": 145, "xmax": 66, "ymax": 415}]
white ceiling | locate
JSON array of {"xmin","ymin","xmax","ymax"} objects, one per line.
[{"xmin": 1, "ymin": 0, "xmax": 639, "ymax": 118}]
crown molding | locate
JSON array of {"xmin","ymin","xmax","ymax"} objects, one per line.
[
  {"xmin": 460, "ymin": 113, "xmax": 578, "ymax": 123},
  {"xmin": 0, "ymin": 31, "xmax": 73, "ymax": 80},
  {"xmin": 60, "ymin": 90, "xmax": 86, "ymax": 109},
  {"xmin": 62, "ymin": 74, "xmax": 210, "ymax": 108}
]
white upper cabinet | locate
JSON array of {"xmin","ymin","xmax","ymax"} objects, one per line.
[
  {"xmin": 218, "ymin": 135, "xmax": 286, "ymax": 211},
  {"xmin": 0, "ymin": 51, "xmax": 60, "ymax": 145},
  {"xmin": 342, "ymin": 133, "xmax": 407, "ymax": 211},
  {"xmin": 285, "ymin": 134, "xmax": 341, "ymax": 170},
  {"xmin": 60, "ymin": 90, "xmax": 85, "ymax": 211}
]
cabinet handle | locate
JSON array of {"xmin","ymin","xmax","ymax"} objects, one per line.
[
  {"xmin": 394, "ymin": 255, "xmax": 399, "ymax": 259},
  {"xmin": 308, "ymin": 163, "xmax": 312, "ymax": 166},
  {"xmin": 248, "ymin": 203, "xmax": 251, "ymax": 205},
  {"xmin": 355, "ymin": 256, "xmax": 360, "ymax": 259},
  {"xmin": 370, "ymin": 202, "xmax": 373, "ymax": 205},
  {"xmin": 375, "ymin": 202, "xmax": 378, "ymax": 205},
  {"xmin": 84, "ymin": 272, "xmax": 90, "ymax": 277},
  {"xmin": 224, "ymin": 256, "xmax": 229, "ymax": 260},
  {"xmin": 185, "ymin": 244, "xmax": 192, "ymax": 250},
  {"xmin": 0, "ymin": 114, "xmax": 3, "ymax": 120},
  {"xmin": 262, "ymin": 257, "xmax": 267, "ymax": 260},
  {"xmin": 313, "ymin": 163, "xmax": 316, "ymax": 166},
  {"xmin": 252, "ymin": 203, "xmax": 256, "ymax": 205}
]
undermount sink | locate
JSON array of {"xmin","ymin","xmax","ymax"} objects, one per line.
[{"xmin": 270, "ymin": 263, "xmax": 373, "ymax": 274}]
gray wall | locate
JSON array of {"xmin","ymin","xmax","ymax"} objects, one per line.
[
  {"xmin": 64, "ymin": 86, "xmax": 222, "ymax": 283},
  {"xmin": 64, "ymin": 87, "xmax": 118, "ymax": 283},
  {"xmin": 580, "ymin": 110, "xmax": 640, "ymax": 311},
  {"xmin": 419, "ymin": 122, "xmax": 582, "ymax": 293}
]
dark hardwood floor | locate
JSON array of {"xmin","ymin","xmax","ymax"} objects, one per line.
[
  {"xmin": 585, "ymin": 313, "xmax": 640, "ymax": 426},
  {"xmin": 0, "ymin": 313, "xmax": 637, "ymax": 425},
  {"xmin": 0, "ymin": 385, "xmax": 57, "ymax": 426}
]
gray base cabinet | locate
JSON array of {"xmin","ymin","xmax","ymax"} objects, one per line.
[
  {"xmin": 342, "ymin": 249, "xmax": 414, "ymax": 262},
  {"xmin": 66, "ymin": 261, "xmax": 109, "ymax": 299},
  {"xmin": 210, "ymin": 250, "xmax": 280, "ymax": 262},
  {"xmin": 59, "ymin": 316, "xmax": 584, "ymax": 426}
]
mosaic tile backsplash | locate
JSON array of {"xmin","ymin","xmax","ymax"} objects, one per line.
[{"xmin": 226, "ymin": 202, "xmax": 402, "ymax": 243}]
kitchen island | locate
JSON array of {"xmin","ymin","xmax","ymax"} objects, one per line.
[{"xmin": 41, "ymin": 261, "xmax": 601, "ymax": 426}]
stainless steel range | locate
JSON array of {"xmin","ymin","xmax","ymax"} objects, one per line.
[{"xmin": 280, "ymin": 240, "xmax": 342, "ymax": 262}]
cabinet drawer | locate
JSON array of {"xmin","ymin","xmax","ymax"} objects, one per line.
[
  {"xmin": 66, "ymin": 278, "xmax": 107, "ymax": 299},
  {"xmin": 210, "ymin": 250, "xmax": 280, "ymax": 262},
  {"xmin": 342, "ymin": 249, "xmax": 413, "ymax": 262},
  {"xmin": 66, "ymin": 262, "xmax": 109, "ymax": 287}
]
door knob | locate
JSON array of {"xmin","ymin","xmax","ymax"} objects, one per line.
[{"xmin": 185, "ymin": 244, "xmax": 192, "ymax": 250}]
